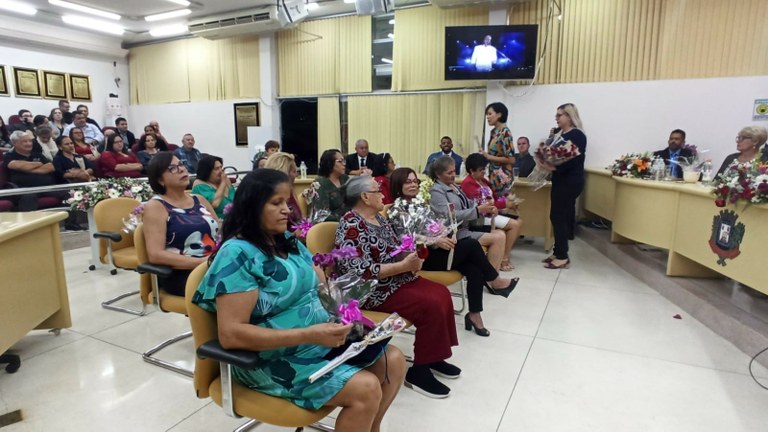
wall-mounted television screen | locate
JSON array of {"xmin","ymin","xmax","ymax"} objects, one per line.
[{"xmin": 445, "ymin": 25, "xmax": 538, "ymax": 81}]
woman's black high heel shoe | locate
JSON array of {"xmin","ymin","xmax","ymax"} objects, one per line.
[
  {"xmin": 485, "ymin": 277, "xmax": 519, "ymax": 298},
  {"xmin": 464, "ymin": 313, "xmax": 490, "ymax": 337}
]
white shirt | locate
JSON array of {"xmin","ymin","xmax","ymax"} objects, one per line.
[
  {"xmin": 471, "ymin": 45, "xmax": 497, "ymax": 72},
  {"xmin": 63, "ymin": 123, "xmax": 104, "ymax": 145}
]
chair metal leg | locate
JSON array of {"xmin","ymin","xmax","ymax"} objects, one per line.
[
  {"xmin": 232, "ymin": 419, "xmax": 260, "ymax": 432},
  {"xmin": 101, "ymin": 291, "xmax": 147, "ymax": 316},
  {"xmin": 142, "ymin": 331, "xmax": 193, "ymax": 377},
  {"xmin": 452, "ymin": 278, "xmax": 467, "ymax": 315},
  {"xmin": 105, "ymin": 242, "xmax": 117, "ymax": 275}
]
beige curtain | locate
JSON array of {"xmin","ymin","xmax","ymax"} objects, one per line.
[
  {"xmin": 508, "ymin": 0, "xmax": 768, "ymax": 84},
  {"xmin": 129, "ymin": 36, "xmax": 260, "ymax": 105},
  {"xmin": 392, "ymin": 5, "xmax": 488, "ymax": 92},
  {"xmin": 317, "ymin": 96, "xmax": 341, "ymax": 157},
  {"xmin": 277, "ymin": 16, "xmax": 371, "ymax": 96},
  {"xmin": 348, "ymin": 92, "xmax": 484, "ymax": 173}
]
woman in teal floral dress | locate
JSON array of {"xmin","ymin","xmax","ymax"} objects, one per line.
[
  {"xmin": 193, "ymin": 169, "xmax": 405, "ymax": 432},
  {"xmin": 483, "ymin": 102, "xmax": 517, "ymax": 196}
]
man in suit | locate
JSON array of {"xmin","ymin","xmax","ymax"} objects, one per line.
[
  {"xmin": 115, "ymin": 117, "xmax": 136, "ymax": 147},
  {"xmin": 653, "ymin": 129, "xmax": 692, "ymax": 179},
  {"xmin": 424, "ymin": 136, "xmax": 463, "ymax": 175},
  {"xmin": 345, "ymin": 139, "xmax": 376, "ymax": 175}
]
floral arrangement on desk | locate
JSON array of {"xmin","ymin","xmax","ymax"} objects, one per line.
[
  {"xmin": 67, "ymin": 178, "xmax": 154, "ymax": 212},
  {"xmin": 712, "ymin": 159, "xmax": 768, "ymax": 207},
  {"xmin": 607, "ymin": 152, "xmax": 659, "ymax": 178}
]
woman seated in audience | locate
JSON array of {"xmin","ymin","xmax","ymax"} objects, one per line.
[
  {"xmin": 372, "ymin": 152, "xmax": 395, "ymax": 205},
  {"xmin": 69, "ymin": 127, "xmax": 99, "ymax": 162},
  {"xmin": 264, "ymin": 152, "xmax": 304, "ymax": 228},
  {"xmin": 717, "ymin": 126, "xmax": 768, "ymax": 175},
  {"xmin": 428, "ymin": 155, "xmax": 508, "ymax": 271},
  {"xmin": 99, "ymin": 134, "xmax": 142, "ymax": 178},
  {"xmin": 136, "ymin": 133, "xmax": 167, "ymax": 172},
  {"xmin": 389, "ymin": 167, "xmax": 518, "ymax": 336},
  {"xmin": 336, "ymin": 175, "xmax": 460, "ymax": 399},
  {"xmin": 53, "ymin": 135, "xmax": 95, "ymax": 183},
  {"xmin": 143, "ymin": 152, "xmax": 219, "ymax": 296},
  {"xmin": 191, "ymin": 155, "xmax": 235, "ymax": 219},
  {"xmin": 253, "ymin": 155, "xmax": 269, "ymax": 170},
  {"xmin": 49, "ymin": 108, "xmax": 66, "ymax": 137},
  {"xmin": 137, "ymin": 126, "xmax": 169, "ymax": 152},
  {"xmin": 35, "ymin": 125, "xmax": 58, "ymax": 162},
  {"xmin": 461, "ymin": 153, "xmax": 523, "ymax": 270},
  {"xmin": 0, "ymin": 115, "xmax": 10, "ymax": 148},
  {"xmin": 193, "ymin": 169, "xmax": 404, "ymax": 431},
  {"xmin": 315, "ymin": 149, "xmax": 350, "ymax": 221}
]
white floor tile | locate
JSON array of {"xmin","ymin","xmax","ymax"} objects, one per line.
[{"xmin": 499, "ymin": 339, "xmax": 768, "ymax": 432}]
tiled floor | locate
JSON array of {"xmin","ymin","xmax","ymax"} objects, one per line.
[{"xmin": 3, "ymin": 238, "xmax": 768, "ymax": 432}]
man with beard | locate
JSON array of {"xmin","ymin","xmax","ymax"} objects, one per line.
[{"xmin": 424, "ymin": 136, "xmax": 463, "ymax": 174}]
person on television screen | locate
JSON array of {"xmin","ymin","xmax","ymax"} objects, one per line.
[{"xmin": 470, "ymin": 35, "xmax": 497, "ymax": 72}]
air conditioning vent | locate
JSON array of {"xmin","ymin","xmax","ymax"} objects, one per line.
[{"xmin": 189, "ymin": 1, "xmax": 307, "ymax": 40}]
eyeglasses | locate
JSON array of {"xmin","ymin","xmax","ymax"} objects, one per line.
[
  {"xmin": 167, "ymin": 163, "xmax": 187, "ymax": 174},
  {"xmin": 365, "ymin": 190, "xmax": 382, "ymax": 194},
  {"xmin": 555, "ymin": 113, "xmax": 566, "ymax": 118},
  {"xmin": 736, "ymin": 136, "xmax": 753, "ymax": 142},
  {"xmin": 335, "ymin": 159, "xmax": 345, "ymax": 164},
  {"xmin": 404, "ymin": 179, "xmax": 421, "ymax": 185}
]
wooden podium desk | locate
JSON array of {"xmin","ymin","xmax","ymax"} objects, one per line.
[
  {"xmin": 0, "ymin": 212, "xmax": 72, "ymax": 353},
  {"xmin": 511, "ymin": 179, "xmax": 554, "ymax": 252},
  {"xmin": 583, "ymin": 169, "xmax": 767, "ymax": 294}
]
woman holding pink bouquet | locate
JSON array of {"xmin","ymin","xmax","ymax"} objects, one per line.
[
  {"xmin": 461, "ymin": 153, "xmax": 523, "ymax": 271},
  {"xmin": 539, "ymin": 103, "xmax": 587, "ymax": 269},
  {"xmin": 482, "ymin": 102, "xmax": 517, "ymax": 196}
]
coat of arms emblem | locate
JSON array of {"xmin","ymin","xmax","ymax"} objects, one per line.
[{"xmin": 708, "ymin": 209, "xmax": 745, "ymax": 266}]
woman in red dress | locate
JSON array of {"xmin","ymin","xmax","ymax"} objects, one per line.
[{"xmin": 99, "ymin": 134, "xmax": 143, "ymax": 178}]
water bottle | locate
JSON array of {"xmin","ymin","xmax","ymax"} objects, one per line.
[
  {"xmin": 651, "ymin": 158, "xmax": 665, "ymax": 181},
  {"xmin": 701, "ymin": 159, "xmax": 713, "ymax": 182},
  {"xmin": 299, "ymin": 161, "xmax": 307, "ymax": 180}
]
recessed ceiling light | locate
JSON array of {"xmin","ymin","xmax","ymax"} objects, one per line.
[
  {"xmin": 145, "ymin": 8, "xmax": 191, "ymax": 22},
  {"xmin": 166, "ymin": 0, "xmax": 190, "ymax": 5},
  {"xmin": 150, "ymin": 24, "xmax": 188, "ymax": 37},
  {"xmin": 0, "ymin": 0, "xmax": 37, "ymax": 16},
  {"xmin": 305, "ymin": 2, "xmax": 319, "ymax": 11},
  {"xmin": 61, "ymin": 15, "xmax": 124, "ymax": 35},
  {"xmin": 49, "ymin": 0, "xmax": 120, "ymax": 20}
]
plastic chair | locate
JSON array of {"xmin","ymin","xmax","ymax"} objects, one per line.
[
  {"xmin": 92, "ymin": 197, "xmax": 146, "ymax": 315},
  {"xmin": 185, "ymin": 262, "xmax": 335, "ymax": 432},
  {"xmin": 7, "ymin": 115, "xmax": 20, "ymax": 126},
  {"xmin": 135, "ymin": 224, "xmax": 194, "ymax": 377}
]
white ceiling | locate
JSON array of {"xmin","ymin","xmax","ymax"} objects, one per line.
[{"xmin": 8, "ymin": 0, "xmax": 428, "ymax": 45}]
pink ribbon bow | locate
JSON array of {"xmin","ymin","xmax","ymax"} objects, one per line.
[
  {"xmin": 338, "ymin": 300, "xmax": 375, "ymax": 327},
  {"xmin": 389, "ymin": 235, "xmax": 415, "ymax": 257}
]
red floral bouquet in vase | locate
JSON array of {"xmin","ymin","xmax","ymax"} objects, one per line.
[
  {"xmin": 712, "ymin": 160, "xmax": 768, "ymax": 207},
  {"xmin": 528, "ymin": 139, "xmax": 582, "ymax": 190}
]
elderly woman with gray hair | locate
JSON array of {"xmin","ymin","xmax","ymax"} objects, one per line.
[
  {"xmin": 717, "ymin": 125, "xmax": 768, "ymax": 176},
  {"xmin": 428, "ymin": 155, "xmax": 509, "ymax": 272},
  {"xmin": 335, "ymin": 175, "xmax": 460, "ymax": 400}
]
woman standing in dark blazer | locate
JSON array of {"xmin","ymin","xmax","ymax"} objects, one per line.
[{"xmin": 541, "ymin": 103, "xmax": 587, "ymax": 269}]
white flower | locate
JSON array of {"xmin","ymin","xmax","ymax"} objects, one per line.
[
  {"xmin": 131, "ymin": 185, "xmax": 143, "ymax": 194},
  {"xmin": 108, "ymin": 188, "xmax": 120, "ymax": 199},
  {"xmin": 73, "ymin": 191, "xmax": 83, "ymax": 201}
]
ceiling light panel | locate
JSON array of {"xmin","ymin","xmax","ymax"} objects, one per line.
[
  {"xmin": 149, "ymin": 24, "xmax": 188, "ymax": 37},
  {"xmin": 61, "ymin": 14, "xmax": 124, "ymax": 35},
  {"xmin": 144, "ymin": 8, "xmax": 191, "ymax": 22},
  {"xmin": 49, "ymin": 0, "xmax": 121, "ymax": 20},
  {"xmin": 0, "ymin": 0, "xmax": 37, "ymax": 15},
  {"xmin": 166, "ymin": 0, "xmax": 190, "ymax": 5}
]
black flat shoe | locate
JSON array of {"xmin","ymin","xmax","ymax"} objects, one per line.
[
  {"xmin": 485, "ymin": 277, "xmax": 519, "ymax": 298},
  {"xmin": 405, "ymin": 366, "xmax": 450, "ymax": 399},
  {"xmin": 464, "ymin": 313, "xmax": 490, "ymax": 337}
]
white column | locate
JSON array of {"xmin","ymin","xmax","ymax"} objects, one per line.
[{"xmin": 256, "ymin": 34, "xmax": 282, "ymax": 161}]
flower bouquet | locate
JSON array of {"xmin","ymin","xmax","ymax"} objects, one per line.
[
  {"xmin": 417, "ymin": 176, "xmax": 434, "ymax": 204},
  {"xmin": 607, "ymin": 152, "xmax": 658, "ymax": 178},
  {"xmin": 314, "ymin": 247, "xmax": 379, "ymax": 342},
  {"xmin": 67, "ymin": 178, "xmax": 154, "ymax": 212},
  {"xmin": 712, "ymin": 159, "xmax": 768, "ymax": 207},
  {"xmin": 388, "ymin": 197, "xmax": 452, "ymax": 259},
  {"xmin": 308, "ymin": 312, "xmax": 407, "ymax": 383},
  {"xmin": 529, "ymin": 139, "xmax": 582, "ymax": 190}
]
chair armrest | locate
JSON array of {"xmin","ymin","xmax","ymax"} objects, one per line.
[
  {"xmin": 136, "ymin": 263, "xmax": 173, "ymax": 277},
  {"xmin": 197, "ymin": 339, "xmax": 260, "ymax": 370},
  {"xmin": 93, "ymin": 231, "xmax": 122, "ymax": 242}
]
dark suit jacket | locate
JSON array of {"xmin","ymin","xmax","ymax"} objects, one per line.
[
  {"xmin": 345, "ymin": 152, "xmax": 377, "ymax": 175},
  {"xmin": 653, "ymin": 147, "xmax": 693, "ymax": 178}
]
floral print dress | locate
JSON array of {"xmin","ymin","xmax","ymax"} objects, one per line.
[
  {"xmin": 193, "ymin": 238, "xmax": 383, "ymax": 410},
  {"xmin": 487, "ymin": 125, "xmax": 515, "ymax": 196}
]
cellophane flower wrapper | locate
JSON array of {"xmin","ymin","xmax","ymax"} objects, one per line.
[
  {"xmin": 292, "ymin": 209, "xmax": 331, "ymax": 239},
  {"xmin": 388, "ymin": 198, "xmax": 451, "ymax": 246},
  {"xmin": 317, "ymin": 273, "xmax": 379, "ymax": 342},
  {"xmin": 530, "ymin": 140, "xmax": 582, "ymax": 191},
  {"xmin": 308, "ymin": 312, "xmax": 407, "ymax": 383},
  {"xmin": 122, "ymin": 204, "xmax": 145, "ymax": 234}
]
